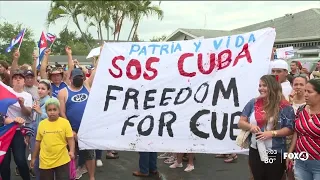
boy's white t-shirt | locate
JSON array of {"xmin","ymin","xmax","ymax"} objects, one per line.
[
  {"xmin": 281, "ymin": 80, "xmax": 292, "ymax": 101},
  {"xmin": 7, "ymin": 91, "xmax": 33, "ymax": 123}
]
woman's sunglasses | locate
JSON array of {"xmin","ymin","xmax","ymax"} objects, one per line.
[
  {"xmin": 293, "ymin": 74, "xmax": 308, "ymax": 78},
  {"xmin": 39, "ymin": 79, "xmax": 51, "ymax": 86}
]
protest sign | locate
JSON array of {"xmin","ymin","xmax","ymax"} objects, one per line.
[
  {"xmin": 78, "ymin": 28, "xmax": 276, "ymax": 154},
  {"xmin": 276, "ymin": 46, "xmax": 294, "ymax": 60}
]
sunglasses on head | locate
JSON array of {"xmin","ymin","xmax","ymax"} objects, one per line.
[
  {"xmin": 39, "ymin": 79, "xmax": 51, "ymax": 86},
  {"xmin": 293, "ymin": 74, "xmax": 308, "ymax": 78}
]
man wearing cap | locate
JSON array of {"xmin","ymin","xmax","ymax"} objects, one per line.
[
  {"xmin": 24, "ymin": 70, "xmax": 39, "ymax": 101},
  {"xmin": 48, "ymin": 67, "xmax": 68, "ymax": 98},
  {"xmin": 1, "ymin": 70, "xmax": 32, "ymax": 180},
  {"xmin": 58, "ymin": 68, "xmax": 96, "ymax": 180},
  {"xmin": 271, "ymin": 59, "xmax": 292, "ymax": 101},
  {"xmin": 40, "ymin": 47, "xmax": 72, "ymax": 98}
]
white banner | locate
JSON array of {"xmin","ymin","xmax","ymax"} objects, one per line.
[{"xmin": 78, "ymin": 28, "xmax": 276, "ymax": 154}]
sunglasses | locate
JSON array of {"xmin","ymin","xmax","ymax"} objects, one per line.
[
  {"xmin": 293, "ymin": 74, "xmax": 308, "ymax": 78},
  {"xmin": 39, "ymin": 79, "xmax": 51, "ymax": 86}
]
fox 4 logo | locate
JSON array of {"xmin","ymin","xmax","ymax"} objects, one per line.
[{"xmin": 283, "ymin": 152, "xmax": 309, "ymax": 161}]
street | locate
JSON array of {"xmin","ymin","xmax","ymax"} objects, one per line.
[{"xmin": 10, "ymin": 152, "xmax": 250, "ymax": 180}]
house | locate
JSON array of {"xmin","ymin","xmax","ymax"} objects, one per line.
[
  {"xmin": 165, "ymin": 8, "xmax": 320, "ymax": 62},
  {"xmin": 48, "ymin": 55, "xmax": 92, "ymax": 66},
  {"xmin": 48, "ymin": 40, "xmax": 135, "ymax": 65}
]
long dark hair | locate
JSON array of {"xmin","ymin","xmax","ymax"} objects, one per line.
[
  {"xmin": 39, "ymin": 79, "xmax": 52, "ymax": 97},
  {"xmin": 308, "ymin": 79, "xmax": 320, "ymax": 94},
  {"xmin": 260, "ymin": 75, "xmax": 286, "ymax": 129}
]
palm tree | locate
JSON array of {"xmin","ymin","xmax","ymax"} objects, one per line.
[
  {"xmin": 46, "ymin": 0, "xmax": 92, "ymax": 49},
  {"xmin": 101, "ymin": 1, "xmax": 114, "ymax": 41},
  {"xmin": 127, "ymin": 0, "xmax": 164, "ymax": 41},
  {"xmin": 82, "ymin": 1, "xmax": 107, "ymax": 43},
  {"xmin": 109, "ymin": 1, "xmax": 137, "ymax": 41}
]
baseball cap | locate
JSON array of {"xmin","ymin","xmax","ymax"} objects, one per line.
[
  {"xmin": 12, "ymin": 69, "xmax": 25, "ymax": 78},
  {"xmin": 24, "ymin": 70, "xmax": 35, "ymax": 77},
  {"xmin": 271, "ymin": 59, "xmax": 288, "ymax": 70},
  {"xmin": 70, "ymin": 68, "xmax": 84, "ymax": 78}
]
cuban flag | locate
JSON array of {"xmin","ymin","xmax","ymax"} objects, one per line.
[
  {"xmin": 0, "ymin": 81, "xmax": 18, "ymax": 114},
  {"xmin": 46, "ymin": 33, "xmax": 56, "ymax": 43},
  {"xmin": 36, "ymin": 31, "xmax": 48, "ymax": 70},
  {"xmin": 5, "ymin": 28, "xmax": 26, "ymax": 53},
  {"xmin": 285, "ymin": 50, "xmax": 294, "ymax": 56},
  {"xmin": 0, "ymin": 122, "xmax": 19, "ymax": 165}
]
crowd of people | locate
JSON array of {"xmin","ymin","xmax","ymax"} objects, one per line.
[{"xmin": 0, "ymin": 45, "xmax": 319, "ymax": 180}]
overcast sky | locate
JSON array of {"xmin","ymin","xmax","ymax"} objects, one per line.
[{"xmin": 0, "ymin": 1, "xmax": 319, "ymax": 43}]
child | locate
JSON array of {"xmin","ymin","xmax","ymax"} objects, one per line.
[{"xmin": 30, "ymin": 98, "xmax": 75, "ymax": 180}]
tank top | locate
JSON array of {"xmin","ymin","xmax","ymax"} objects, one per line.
[
  {"xmin": 51, "ymin": 82, "xmax": 68, "ymax": 98},
  {"xmin": 65, "ymin": 86, "xmax": 89, "ymax": 131}
]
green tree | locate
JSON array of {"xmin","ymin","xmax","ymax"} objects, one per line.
[
  {"xmin": 127, "ymin": 0, "xmax": 164, "ymax": 41},
  {"xmin": 50, "ymin": 27, "xmax": 95, "ymax": 55},
  {"xmin": 150, "ymin": 34, "xmax": 166, "ymax": 42},
  {"xmin": 47, "ymin": 0, "xmax": 92, "ymax": 49},
  {"xmin": 50, "ymin": 28, "xmax": 77, "ymax": 55},
  {"xmin": 0, "ymin": 22, "xmax": 36, "ymax": 65}
]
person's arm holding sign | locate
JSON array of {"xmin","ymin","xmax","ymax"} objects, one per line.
[{"xmin": 84, "ymin": 45, "xmax": 102, "ymax": 89}]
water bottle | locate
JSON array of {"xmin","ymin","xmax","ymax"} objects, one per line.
[{"xmin": 257, "ymin": 139, "xmax": 268, "ymax": 162}]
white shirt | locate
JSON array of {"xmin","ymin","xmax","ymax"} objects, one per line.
[
  {"xmin": 281, "ymin": 80, "xmax": 292, "ymax": 101},
  {"xmin": 7, "ymin": 91, "xmax": 33, "ymax": 123}
]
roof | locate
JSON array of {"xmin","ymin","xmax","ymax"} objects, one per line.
[
  {"xmin": 166, "ymin": 8, "xmax": 320, "ymax": 42},
  {"xmin": 93, "ymin": 39, "xmax": 135, "ymax": 45},
  {"xmin": 166, "ymin": 28, "xmax": 244, "ymax": 40},
  {"xmin": 49, "ymin": 55, "xmax": 91, "ymax": 65},
  {"xmin": 232, "ymin": 8, "xmax": 320, "ymax": 42}
]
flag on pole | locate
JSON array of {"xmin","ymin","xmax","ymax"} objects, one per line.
[
  {"xmin": 36, "ymin": 31, "xmax": 48, "ymax": 70},
  {"xmin": 46, "ymin": 33, "xmax": 56, "ymax": 43},
  {"xmin": 5, "ymin": 28, "xmax": 26, "ymax": 53}
]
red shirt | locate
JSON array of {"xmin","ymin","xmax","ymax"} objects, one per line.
[{"xmin": 295, "ymin": 109, "xmax": 320, "ymax": 160}]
